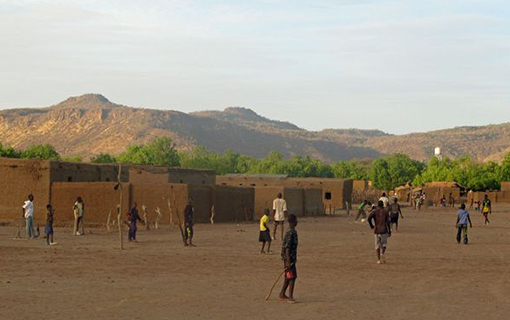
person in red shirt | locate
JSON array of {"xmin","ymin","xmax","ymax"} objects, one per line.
[{"xmin": 368, "ymin": 200, "xmax": 391, "ymax": 264}]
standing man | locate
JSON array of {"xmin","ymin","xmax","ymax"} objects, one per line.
[
  {"xmin": 272, "ymin": 193, "xmax": 287, "ymax": 240},
  {"xmin": 481, "ymin": 194, "xmax": 492, "ymax": 226},
  {"xmin": 22, "ymin": 194, "xmax": 36, "ymax": 238},
  {"xmin": 73, "ymin": 197, "xmax": 85, "ymax": 236},
  {"xmin": 368, "ymin": 201, "xmax": 391, "ymax": 264},
  {"xmin": 127, "ymin": 202, "xmax": 144, "ymax": 242},
  {"xmin": 184, "ymin": 198, "xmax": 195, "ymax": 246}
]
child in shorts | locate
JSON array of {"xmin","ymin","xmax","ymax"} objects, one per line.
[
  {"xmin": 259, "ymin": 209, "xmax": 272, "ymax": 254},
  {"xmin": 279, "ymin": 214, "xmax": 298, "ymax": 303},
  {"xmin": 45, "ymin": 204, "xmax": 56, "ymax": 245}
]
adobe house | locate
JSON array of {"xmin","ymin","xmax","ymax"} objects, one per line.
[
  {"xmin": 217, "ymin": 174, "xmax": 352, "ymax": 213},
  {"xmin": 423, "ymin": 182, "xmax": 463, "ymax": 204},
  {"xmin": 0, "ymin": 158, "xmax": 128, "ymax": 221},
  {"xmin": 129, "ymin": 165, "xmax": 216, "ymax": 185},
  {"xmin": 501, "ymin": 182, "xmax": 510, "ymax": 192}
]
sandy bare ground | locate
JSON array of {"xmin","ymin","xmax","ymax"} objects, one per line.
[{"xmin": 2, "ymin": 205, "xmax": 510, "ymax": 320}]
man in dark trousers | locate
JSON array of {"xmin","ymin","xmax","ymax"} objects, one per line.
[
  {"xmin": 184, "ymin": 198, "xmax": 195, "ymax": 246},
  {"xmin": 368, "ymin": 200, "xmax": 391, "ymax": 264}
]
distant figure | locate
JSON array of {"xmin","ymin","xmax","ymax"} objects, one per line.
[
  {"xmin": 440, "ymin": 195, "xmax": 447, "ymax": 207},
  {"xmin": 272, "ymin": 193, "xmax": 288, "ymax": 240},
  {"xmin": 259, "ymin": 208, "xmax": 272, "ymax": 254},
  {"xmin": 469, "ymin": 192, "xmax": 474, "ymax": 210},
  {"xmin": 449, "ymin": 193, "xmax": 455, "ymax": 208},
  {"xmin": 355, "ymin": 200, "xmax": 370, "ymax": 222},
  {"xmin": 379, "ymin": 193, "xmax": 390, "ymax": 208},
  {"xmin": 184, "ymin": 198, "xmax": 195, "ymax": 246},
  {"xmin": 73, "ymin": 197, "xmax": 85, "ymax": 236},
  {"xmin": 45, "ymin": 204, "xmax": 56, "ymax": 245},
  {"xmin": 22, "ymin": 194, "xmax": 36, "ymax": 238},
  {"xmin": 127, "ymin": 202, "xmax": 144, "ymax": 242},
  {"xmin": 481, "ymin": 194, "xmax": 492, "ymax": 226},
  {"xmin": 456, "ymin": 203, "xmax": 472, "ymax": 244},
  {"xmin": 421, "ymin": 192, "xmax": 427, "ymax": 207},
  {"xmin": 279, "ymin": 214, "xmax": 298, "ymax": 303},
  {"xmin": 368, "ymin": 201, "xmax": 391, "ymax": 264},
  {"xmin": 389, "ymin": 198, "xmax": 403, "ymax": 232},
  {"xmin": 415, "ymin": 192, "xmax": 423, "ymax": 211}
]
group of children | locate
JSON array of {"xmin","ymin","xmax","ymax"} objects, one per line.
[{"xmin": 258, "ymin": 194, "xmax": 299, "ymax": 303}]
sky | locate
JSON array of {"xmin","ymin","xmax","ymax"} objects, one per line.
[{"xmin": 1, "ymin": 0, "xmax": 509, "ymax": 134}]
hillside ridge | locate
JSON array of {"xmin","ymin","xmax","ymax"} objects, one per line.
[{"xmin": 1, "ymin": 94, "xmax": 509, "ymax": 162}]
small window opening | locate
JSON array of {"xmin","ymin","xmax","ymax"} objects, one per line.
[{"xmin": 325, "ymin": 192, "xmax": 332, "ymax": 200}]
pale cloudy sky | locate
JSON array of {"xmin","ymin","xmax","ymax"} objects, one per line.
[{"xmin": 1, "ymin": 0, "xmax": 509, "ymax": 134}]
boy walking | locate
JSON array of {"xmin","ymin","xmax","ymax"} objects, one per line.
[
  {"xmin": 389, "ymin": 198, "xmax": 403, "ymax": 232},
  {"xmin": 456, "ymin": 203, "xmax": 473, "ymax": 244},
  {"xmin": 259, "ymin": 209, "xmax": 272, "ymax": 254},
  {"xmin": 279, "ymin": 214, "xmax": 298, "ymax": 303},
  {"xmin": 45, "ymin": 204, "xmax": 56, "ymax": 245},
  {"xmin": 368, "ymin": 201, "xmax": 391, "ymax": 264}
]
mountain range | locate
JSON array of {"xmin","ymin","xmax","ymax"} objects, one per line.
[{"xmin": 1, "ymin": 94, "xmax": 509, "ymax": 163}]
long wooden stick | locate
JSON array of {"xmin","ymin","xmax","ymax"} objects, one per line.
[
  {"xmin": 168, "ymin": 186, "xmax": 186, "ymax": 245},
  {"xmin": 265, "ymin": 269, "xmax": 286, "ymax": 301},
  {"xmin": 117, "ymin": 164, "xmax": 124, "ymax": 250}
]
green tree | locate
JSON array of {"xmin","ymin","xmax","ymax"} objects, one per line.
[
  {"xmin": 117, "ymin": 137, "xmax": 180, "ymax": 166},
  {"xmin": 90, "ymin": 153, "xmax": 117, "ymax": 164},
  {"xmin": 501, "ymin": 153, "xmax": 510, "ymax": 182},
  {"xmin": 21, "ymin": 144, "xmax": 60, "ymax": 160},
  {"xmin": 0, "ymin": 143, "xmax": 21, "ymax": 158},
  {"xmin": 371, "ymin": 154, "xmax": 424, "ymax": 190}
]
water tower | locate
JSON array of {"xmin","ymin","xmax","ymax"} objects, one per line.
[{"xmin": 434, "ymin": 147, "xmax": 442, "ymax": 161}]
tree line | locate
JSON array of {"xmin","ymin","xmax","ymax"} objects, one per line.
[{"xmin": 2, "ymin": 138, "xmax": 509, "ymax": 191}]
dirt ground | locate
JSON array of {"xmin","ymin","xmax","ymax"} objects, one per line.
[{"xmin": 2, "ymin": 205, "xmax": 510, "ymax": 320}]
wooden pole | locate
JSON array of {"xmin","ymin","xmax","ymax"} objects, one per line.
[{"xmin": 117, "ymin": 164, "xmax": 124, "ymax": 250}]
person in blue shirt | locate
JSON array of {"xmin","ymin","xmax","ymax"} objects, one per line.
[{"xmin": 456, "ymin": 203, "xmax": 473, "ymax": 244}]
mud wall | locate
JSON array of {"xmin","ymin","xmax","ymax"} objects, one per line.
[
  {"xmin": 129, "ymin": 168, "xmax": 169, "ymax": 184},
  {"xmin": 169, "ymin": 168, "xmax": 216, "ymax": 185},
  {"xmin": 283, "ymin": 187, "xmax": 304, "ymax": 217},
  {"xmin": 130, "ymin": 183, "xmax": 188, "ymax": 225},
  {"xmin": 303, "ymin": 188, "xmax": 324, "ymax": 216},
  {"xmin": 187, "ymin": 185, "xmax": 213, "ymax": 223},
  {"xmin": 212, "ymin": 186, "xmax": 254, "ymax": 222},
  {"xmin": 254, "ymin": 187, "xmax": 283, "ymax": 219},
  {"xmin": 353, "ymin": 180, "xmax": 369, "ymax": 192},
  {"xmin": 50, "ymin": 182, "xmax": 130, "ymax": 224},
  {"xmin": 50, "ymin": 162, "xmax": 128, "ymax": 182},
  {"xmin": 0, "ymin": 158, "xmax": 51, "ymax": 222},
  {"xmin": 501, "ymin": 182, "xmax": 510, "ymax": 192}
]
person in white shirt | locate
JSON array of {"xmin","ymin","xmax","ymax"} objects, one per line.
[
  {"xmin": 379, "ymin": 193, "xmax": 390, "ymax": 208},
  {"xmin": 272, "ymin": 193, "xmax": 288, "ymax": 240},
  {"xmin": 22, "ymin": 194, "xmax": 36, "ymax": 238}
]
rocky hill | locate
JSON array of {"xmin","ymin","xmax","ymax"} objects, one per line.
[{"xmin": 0, "ymin": 94, "xmax": 509, "ymax": 162}]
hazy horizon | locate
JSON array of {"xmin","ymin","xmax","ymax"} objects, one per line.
[{"xmin": 1, "ymin": 0, "xmax": 509, "ymax": 134}]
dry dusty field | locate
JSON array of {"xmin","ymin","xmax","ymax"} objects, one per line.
[{"xmin": 2, "ymin": 205, "xmax": 510, "ymax": 320}]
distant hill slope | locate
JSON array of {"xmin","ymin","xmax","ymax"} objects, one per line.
[{"xmin": 0, "ymin": 94, "xmax": 509, "ymax": 162}]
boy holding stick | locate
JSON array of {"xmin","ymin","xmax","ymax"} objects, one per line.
[{"xmin": 279, "ymin": 214, "xmax": 298, "ymax": 303}]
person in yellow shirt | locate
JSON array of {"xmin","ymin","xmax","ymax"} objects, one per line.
[{"xmin": 259, "ymin": 209, "xmax": 272, "ymax": 254}]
